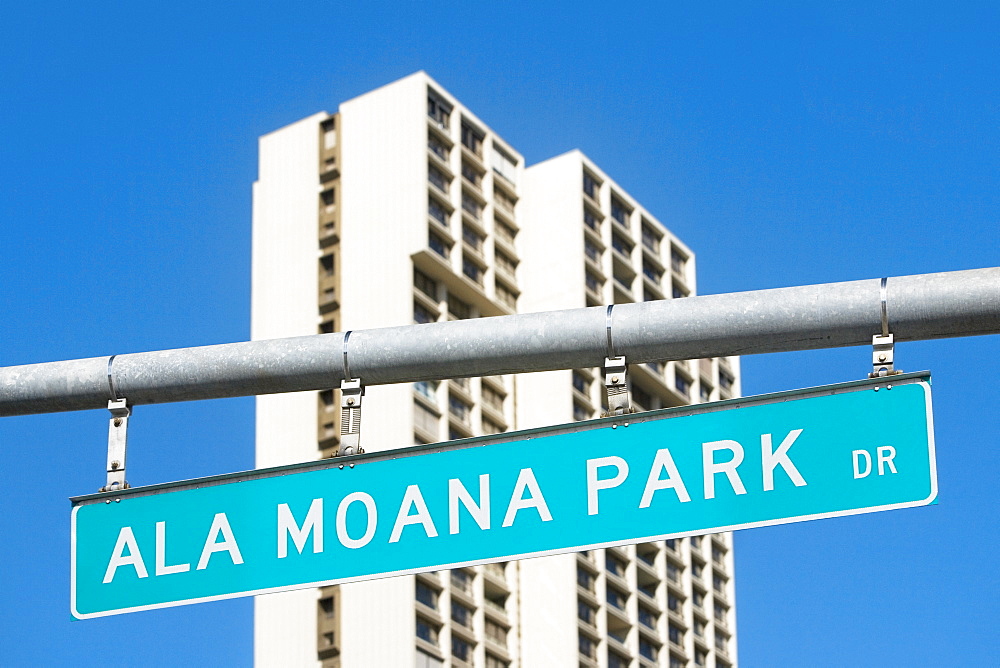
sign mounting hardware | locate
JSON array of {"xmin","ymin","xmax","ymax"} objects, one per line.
[
  {"xmin": 100, "ymin": 398, "xmax": 131, "ymax": 493},
  {"xmin": 870, "ymin": 277, "xmax": 903, "ymax": 379},
  {"xmin": 602, "ymin": 305, "xmax": 635, "ymax": 418},
  {"xmin": 337, "ymin": 331, "xmax": 365, "ymax": 458}
]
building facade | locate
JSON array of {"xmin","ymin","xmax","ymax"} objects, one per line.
[{"xmin": 252, "ymin": 72, "xmax": 741, "ymax": 668}]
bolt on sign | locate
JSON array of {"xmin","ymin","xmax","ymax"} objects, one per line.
[{"xmin": 71, "ymin": 373, "xmax": 937, "ymax": 618}]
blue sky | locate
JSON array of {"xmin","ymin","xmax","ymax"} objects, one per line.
[{"xmin": 1, "ymin": 2, "xmax": 998, "ymax": 666}]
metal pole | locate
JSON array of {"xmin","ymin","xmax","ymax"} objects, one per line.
[{"xmin": 1, "ymin": 268, "xmax": 998, "ymax": 417}]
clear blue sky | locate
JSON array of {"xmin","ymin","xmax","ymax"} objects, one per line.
[{"xmin": 1, "ymin": 2, "xmax": 998, "ymax": 666}]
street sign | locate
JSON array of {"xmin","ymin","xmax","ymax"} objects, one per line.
[{"xmin": 71, "ymin": 373, "xmax": 936, "ymax": 619}]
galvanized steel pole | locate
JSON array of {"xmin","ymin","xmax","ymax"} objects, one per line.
[{"xmin": 1, "ymin": 268, "xmax": 998, "ymax": 417}]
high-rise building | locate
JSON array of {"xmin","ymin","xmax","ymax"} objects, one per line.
[{"xmin": 252, "ymin": 72, "xmax": 741, "ymax": 668}]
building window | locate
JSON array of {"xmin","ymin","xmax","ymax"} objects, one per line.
[
  {"xmin": 667, "ymin": 594, "xmax": 682, "ymax": 613},
  {"xmin": 609, "ymin": 652, "xmax": 630, "ymax": 668},
  {"xmin": 668, "ymin": 624, "xmax": 684, "ymax": 646},
  {"xmin": 583, "ymin": 171, "xmax": 600, "ymax": 200},
  {"xmin": 321, "ymin": 187, "xmax": 336, "ymax": 212},
  {"xmin": 495, "ymin": 250, "xmax": 517, "ymax": 276},
  {"xmin": 461, "ymin": 122, "xmax": 483, "ymax": 156},
  {"xmin": 461, "ymin": 193, "xmax": 482, "ymax": 220},
  {"xmin": 428, "ymin": 135, "xmax": 450, "ymax": 161},
  {"xmin": 606, "ymin": 586, "xmax": 627, "ymax": 610},
  {"xmin": 492, "ymin": 145, "xmax": 517, "ymax": 184},
  {"xmin": 675, "ymin": 375, "xmax": 690, "ymax": 397},
  {"xmin": 584, "ymin": 239, "xmax": 601, "ymax": 263},
  {"xmin": 448, "ymin": 295, "xmax": 471, "ymax": 320},
  {"xmin": 416, "ymin": 581, "xmax": 439, "ymax": 610},
  {"xmin": 640, "ymin": 638, "xmax": 659, "ymax": 661},
  {"xmin": 573, "ymin": 402, "xmax": 592, "ymax": 422},
  {"xmin": 429, "ymin": 196, "xmax": 450, "ymax": 226},
  {"xmin": 577, "ymin": 567, "xmax": 595, "ymax": 592},
  {"xmin": 578, "ymin": 634, "xmax": 597, "ymax": 659},
  {"xmin": 320, "ymin": 254, "xmax": 335, "ymax": 278},
  {"xmin": 611, "ymin": 196, "xmax": 631, "ymax": 227},
  {"xmin": 611, "ymin": 233, "xmax": 633, "ymax": 257},
  {"xmin": 719, "ymin": 371, "xmax": 734, "ymax": 390},
  {"xmin": 449, "ymin": 395, "xmax": 471, "ymax": 425},
  {"xmin": 414, "ymin": 302, "xmax": 436, "ymax": 325},
  {"xmin": 671, "ymin": 247, "xmax": 687, "ymax": 274},
  {"xmin": 451, "ymin": 569, "xmax": 474, "ymax": 594},
  {"xmin": 462, "ymin": 257, "xmax": 482, "ymax": 285},
  {"xmin": 321, "ymin": 117, "xmax": 337, "ymax": 150},
  {"xmin": 642, "ymin": 223, "xmax": 661, "ymax": 253},
  {"xmin": 414, "ymin": 268, "xmax": 438, "ymax": 299},
  {"xmin": 416, "ymin": 616, "xmax": 439, "ymax": 646},
  {"xmin": 485, "ymin": 619, "xmax": 507, "ymax": 646},
  {"xmin": 667, "ymin": 561, "xmax": 681, "ymax": 584},
  {"xmin": 461, "ymin": 161, "xmax": 482, "ymax": 188},
  {"xmin": 694, "ymin": 618, "xmax": 706, "ymax": 638},
  {"xmin": 414, "ymin": 402, "xmax": 439, "ymax": 437},
  {"xmin": 428, "ymin": 163, "xmax": 450, "ymax": 192},
  {"xmin": 638, "ymin": 606, "xmax": 658, "ymax": 630},
  {"xmin": 429, "ymin": 231, "xmax": 450, "ymax": 258},
  {"xmin": 606, "ymin": 554, "xmax": 627, "ymax": 578},
  {"xmin": 643, "ymin": 262, "xmax": 663, "ymax": 284},
  {"xmin": 451, "ymin": 601, "xmax": 473, "ymax": 627},
  {"xmin": 694, "ymin": 649, "xmax": 708, "ymax": 666},
  {"xmin": 451, "ymin": 636, "xmax": 472, "ymax": 663},
  {"xmin": 585, "ymin": 271, "xmax": 603, "ymax": 294},
  {"xmin": 496, "ymin": 283, "xmax": 517, "ymax": 308},
  {"xmin": 319, "ymin": 596, "xmax": 335, "ymax": 618},
  {"xmin": 691, "ymin": 535, "xmax": 702, "ymax": 549},
  {"xmin": 482, "ymin": 418, "xmax": 504, "ymax": 435},
  {"xmin": 572, "ymin": 371, "xmax": 591, "ymax": 395},
  {"xmin": 584, "ymin": 208, "xmax": 600, "ymax": 230},
  {"xmin": 692, "ymin": 590, "xmax": 704, "ymax": 610},
  {"xmin": 494, "ymin": 187, "xmax": 516, "ymax": 214},
  {"xmin": 578, "ymin": 600, "xmax": 597, "ymax": 626},
  {"xmin": 715, "ymin": 603, "xmax": 728, "ymax": 624},
  {"xmin": 414, "ymin": 380, "xmax": 438, "ymax": 402},
  {"xmin": 485, "ymin": 654, "xmax": 508, "ymax": 668},
  {"xmin": 427, "ymin": 93, "xmax": 451, "ymax": 129},
  {"xmin": 700, "ymin": 384, "xmax": 712, "ymax": 402},
  {"xmin": 496, "ymin": 220, "xmax": 517, "ymax": 245},
  {"xmin": 463, "ymin": 224, "xmax": 483, "ymax": 251},
  {"xmin": 632, "ymin": 384, "xmax": 652, "ymax": 411},
  {"xmin": 483, "ymin": 385, "xmax": 504, "ymax": 413}
]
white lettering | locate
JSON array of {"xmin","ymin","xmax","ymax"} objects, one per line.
[
  {"xmin": 587, "ymin": 456, "xmax": 629, "ymax": 515},
  {"xmin": 853, "ymin": 450, "xmax": 872, "ymax": 479},
  {"xmin": 390, "ymin": 484, "xmax": 438, "ymax": 543},
  {"xmin": 449, "ymin": 475, "xmax": 490, "ymax": 534},
  {"xmin": 502, "ymin": 468, "xmax": 553, "ymax": 527},
  {"xmin": 877, "ymin": 446, "xmax": 898, "ymax": 475},
  {"xmin": 103, "ymin": 526, "xmax": 148, "ymax": 583},
  {"xmin": 703, "ymin": 440, "xmax": 747, "ymax": 499},
  {"xmin": 196, "ymin": 513, "xmax": 244, "ymax": 570},
  {"xmin": 639, "ymin": 448, "xmax": 691, "ymax": 507},
  {"xmin": 336, "ymin": 492, "xmax": 377, "ymax": 549},
  {"xmin": 155, "ymin": 521, "xmax": 191, "ymax": 576},
  {"xmin": 277, "ymin": 498, "xmax": 324, "ymax": 559},
  {"xmin": 761, "ymin": 429, "xmax": 807, "ymax": 491}
]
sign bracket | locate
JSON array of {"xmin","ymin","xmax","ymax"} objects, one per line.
[
  {"xmin": 870, "ymin": 277, "xmax": 902, "ymax": 378},
  {"xmin": 337, "ymin": 331, "xmax": 365, "ymax": 456},
  {"xmin": 100, "ymin": 398, "xmax": 131, "ymax": 492},
  {"xmin": 602, "ymin": 305, "xmax": 635, "ymax": 417}
]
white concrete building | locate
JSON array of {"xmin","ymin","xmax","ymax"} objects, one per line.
[{"xmin": 252, "ymin": 71, "xmax": 741, "ymax": 668}]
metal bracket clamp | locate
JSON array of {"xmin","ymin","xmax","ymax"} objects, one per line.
[
  {"xmin": 601, "ymin": 305, "xmax": 635, "ymax": 417},
  {"xmin": 337, "ymin": 331, "xmax": 365, "ymax": 457},
  {"xmin": 101, "ymin": 398, "xmax": 131, "ymax": 492},
  {"xmin": 869, "ymin": 277, "xmax": 901, "ymax": 378}
]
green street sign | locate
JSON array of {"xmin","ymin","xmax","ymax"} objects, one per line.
[{"xmin": 71, "ymin": 373, "xmax": 937, "ymax": 619}]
